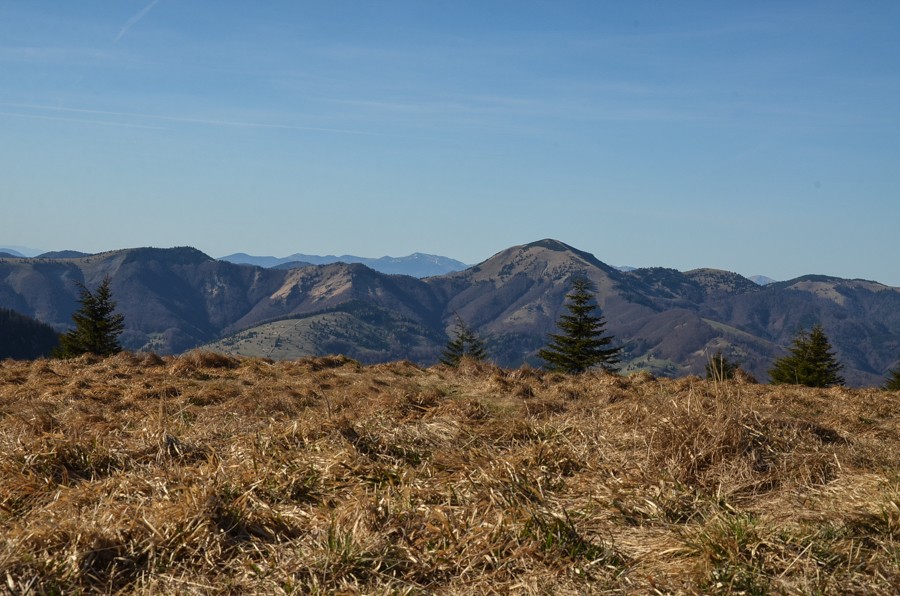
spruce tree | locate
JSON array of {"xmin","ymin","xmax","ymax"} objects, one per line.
[
  {"xmin": 769, "ymin": 324, "xmax": 844, "ymax": 387},
  {"xmin": 57, "ymin": 276, "xmax": 125, "ymax": 358},
  {"xmin": 884, "ymin": 359, "xmax": 900, "ymax": 391},
  {"xmin": 441, "ymin": 315, "xmax": 487, "ymax": 366},
  {"xmin": 539, "ymin": 276, "xmax": 621, "ymax": 373}
]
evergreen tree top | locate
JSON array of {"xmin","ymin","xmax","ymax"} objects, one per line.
[{"xmin": 769, "ymin": 324, "xmax": 844, "ymax": 387}]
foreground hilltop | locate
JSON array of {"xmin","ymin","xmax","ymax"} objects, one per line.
[
  {"xmin": 0, "ymin": 354, "xmax": 897, "ymax": 592},
  {"xmin": 2, "ymin": 240, "xmax": 900, "ymax": 385}
]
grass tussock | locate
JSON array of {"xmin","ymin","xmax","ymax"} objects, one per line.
[{"xmin": 1, "ymin": 355, "xmax": 899, "ymax": 593}]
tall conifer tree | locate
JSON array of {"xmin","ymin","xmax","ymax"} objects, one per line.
[
  {"xmin": 539, "ymin": 276, "xmax": 621, "ymax": 373},
  {"xmin": 769, "ymin": 324, "xmax": 844, "ymax": 387},
  {"xmin": 57, "ymin": 276, "xmax": 125, "ymax": 358}
]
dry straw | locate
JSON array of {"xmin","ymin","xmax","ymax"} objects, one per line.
[{"xmin": 0, "ymin": 353, "xmax": 898, "ymax": 593}]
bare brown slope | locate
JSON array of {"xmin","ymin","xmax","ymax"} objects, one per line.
[{"xmin": 225, "ymin": 262, "xmax": 443, "ymax": 333}]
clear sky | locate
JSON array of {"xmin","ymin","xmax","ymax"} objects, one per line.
[{"xmin": 2, "ymin": 1, "xmax": 898, "ymax": 284}]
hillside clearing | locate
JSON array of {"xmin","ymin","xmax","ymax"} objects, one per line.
[{"xmin": 1, "ymin": 352, "xmax": 898, "ymax": 593}]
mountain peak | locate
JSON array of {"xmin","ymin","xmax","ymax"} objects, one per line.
[
  {"xmin": 121, "ymin": 246, "xmax": 213, "ymax": 264},
  {"xmin": 36, "ymin": 250, "xmax": 92, "ymax": 259},
  {"xmin": 518, "ymin": 239, "xmax": 618, "ymax": 275},
  {"xmin": 459, "ymin": 239, "xmax": 619, "ymax": 287},
  {"xmin": 683, "ymin": 268, "xmax": 761, "ymax": 295},
  {"xmin": 749, "ymin": 275, "xmax": 777, "ymax": 286},
  {"xmin": 523, "ymin": 238, "xmax": 575, "ymax": 252}
]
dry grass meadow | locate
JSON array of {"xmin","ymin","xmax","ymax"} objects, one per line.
[{"xmin": 1, "ymin": 352, "xmax": 898, "ymax": 594}]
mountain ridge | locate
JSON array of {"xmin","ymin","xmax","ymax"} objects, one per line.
[
  {"xmin": 219, "ymin": 251, "xmax": 469, "ymax": 278},
  {"xmin": 2, "ymin": 240, "xmax": 898, "ymax": 386}
]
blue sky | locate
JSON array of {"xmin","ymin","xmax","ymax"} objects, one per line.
[{"xmin": 2, "ymin": 1, "xmax": 899, "ymax": 284}]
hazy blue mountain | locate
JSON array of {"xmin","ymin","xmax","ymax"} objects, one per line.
[
  {"xmin": 220, "ymin": 252, "xmax": 468, "ymax": 278},
  {"xmin": 0, "ymin": 246, "xmax": 42, "ymax": 257},
  {"xmin": 218, "ymin": 253, "xmax": 285, "ymax": 268},
  {"xmin": 749, "ymin": 275, "xmax": 777, "ymax": 286}
]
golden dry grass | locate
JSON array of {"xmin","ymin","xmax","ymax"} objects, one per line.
[{"xmin": 1, "ymin": 352, "xmax": 898, "ymax": 594}]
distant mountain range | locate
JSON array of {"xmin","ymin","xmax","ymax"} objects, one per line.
[
  {"xmin": 2, "ymin": 246, "xmax": 772, "ymax": 283},
  {"xmin": 220, "ymin": 252, "xmax": 469, "ymax": 278},
  {"xmin": 2, "ymin": 247, "xmax": 470, "ymax": 278},
  {"xmin": 749, "ymin": 275, "xmax": 777, "ymax": 286},
  {"xmin": 0, "ymin": 246, "xmax": 45, "ymax": 258},
  {"xmin": 0, "ymin": 247, "xmax": 90, "ymax": 259},
  {"xmin": 1, "ymin": 240, "xmax": 897, "ymax": 386}
]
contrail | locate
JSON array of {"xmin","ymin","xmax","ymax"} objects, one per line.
[
  {"xmin": 115, "ymin": 0, "xmax": 161, "ymax": 43},
  {"xmin": 0, "ymin": 111, "xmax": 166, "ymax": 130},
  {"xmin": 0, "ymin": 102, "xmax": 379, "ymax": 136}
]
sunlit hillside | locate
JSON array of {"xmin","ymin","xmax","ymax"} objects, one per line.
[{"xmin": 1, "ymin": 353, "xmax": 898, "ymax": 593}]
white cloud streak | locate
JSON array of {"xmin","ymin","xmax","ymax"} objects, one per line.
[{"xmin": 115, "ymin": 0, "xmax": 161, "ymax": 43}]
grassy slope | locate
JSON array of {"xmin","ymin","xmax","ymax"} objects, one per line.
[
  {"xmin": 1, "ymin": 353, "xmax": 898, "ymax": 594},
  {"xmin": 204, "ymin": 313, "xmax": 368, "ymax": 360}
]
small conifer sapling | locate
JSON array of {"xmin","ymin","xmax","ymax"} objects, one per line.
[{"xmin": 441, "ymin": 315, "xmax": 488, "ymax": 366}]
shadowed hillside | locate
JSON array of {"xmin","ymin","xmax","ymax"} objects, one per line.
[
  {"xmin": 1, "ymin": 355, "xmax": 898, "ymax": 592},
  {"xmin": 0, "ymin": 308, "xmax": 59, "ymax": 359}
]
